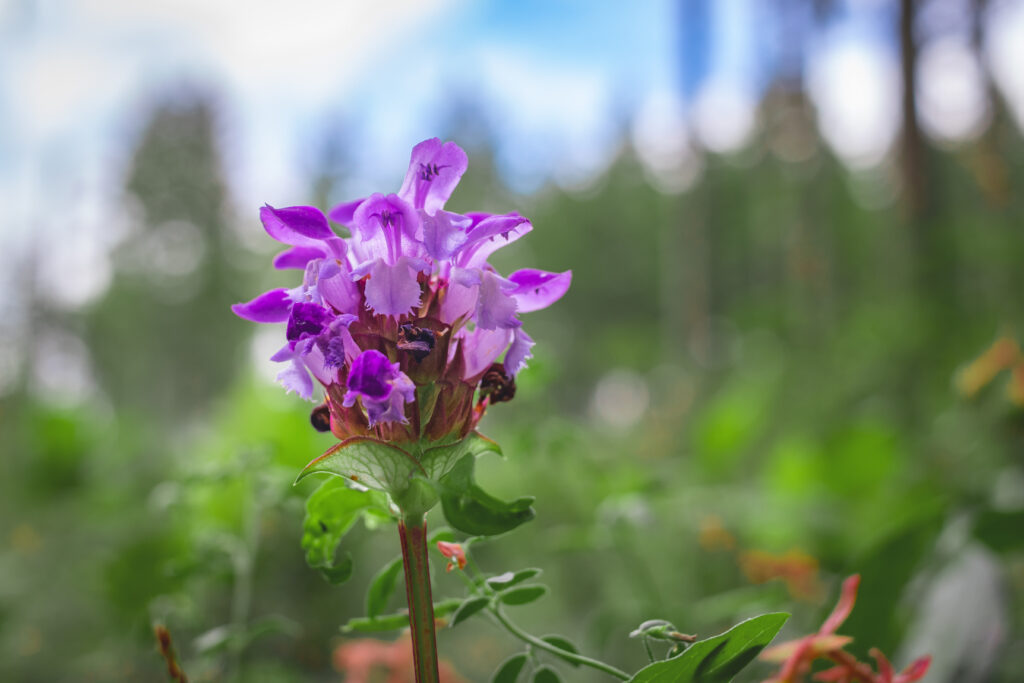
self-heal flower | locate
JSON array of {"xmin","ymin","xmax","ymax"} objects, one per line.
[{"xmin": 232, "ymin": 137, "xmax": 570, "ymax": 442}]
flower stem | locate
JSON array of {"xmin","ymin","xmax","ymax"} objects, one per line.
[
  {"xmin": 398, "ymin": 513, "xmax": 440, "ymax": 683},
  {"xmin": 489, "ymin": 606, "xmax": 631, "ymax": 681}
]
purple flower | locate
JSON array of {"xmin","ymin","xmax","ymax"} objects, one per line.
[
  {"xmin": 343, "ymin": 350, "xmax": 416, "ymax": 426},
  {"xmin": 232, "ymin": 138, "xmax": 570, "ymax": 439}
]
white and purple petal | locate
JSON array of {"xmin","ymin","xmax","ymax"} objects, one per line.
[
  {"xmin": 421, "ymin": 210, "xmax": 471, "ymax": 260},
  {"xmin": 363, "ymin": 258, "xmax": 422, "ymax": 317},
  {"xmin": 461, "ymin": 326, "xmax": 513, "ymax": 378},
  {"xmin": 503, "ymin": 328, "xmax": 535, "ymax": 376},
  {"xmin": 231, "ymin": 288, "xmax": 292, "ymax": 323},
  {"xmin": 475, "ymin": 270, "xmax": 520, "ymax": 330}
]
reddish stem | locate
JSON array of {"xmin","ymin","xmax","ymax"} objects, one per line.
[{"xmin": 398, "ymin": 514, "xmax": 440, "ymax": 683}]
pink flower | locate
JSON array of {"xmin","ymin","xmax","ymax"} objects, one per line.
[{"xmin": 436, "ymin": 541, "xmax": 466, "ymax": 572}]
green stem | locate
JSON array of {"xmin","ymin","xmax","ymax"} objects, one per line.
[
  {"xmin": 398, "ymin": 514, "xmax": 440, "ymax": 683},
  {"xmin": 489, "ymin": 606, "xmax": 631, "ymax": 681}
]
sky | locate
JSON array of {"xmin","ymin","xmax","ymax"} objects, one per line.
[{"xmin": 1, "ymin": 0, "xmax": 1023, "ymax": 320}]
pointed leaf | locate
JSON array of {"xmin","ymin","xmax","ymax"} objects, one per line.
[
  {"xmin": 366, "ymin": 557, "xmax": 403, "ymax": 618},
  {"xmin": 450, "ymin": 596, "xmax": 491, "ymax": 627},
  {"xmin": 532, "ymin": 666, "xmax": 562, "ymax": 683},
  {"xmin": 487, "ymin": 568, "xmax": 542, "ymax": 589},
  {"xmin": 342, "ymin": 598, "xmax": 463, "ymax": 633},
  {"xmin": 440, "ymin": 454, "xmax": 535, "ymax": 536},
  {"xmin": 421, "ymin": 430, "xmax": 503, "ymax": 480},
  {"xmin": 541, "ymin": 635, "xmax": 580, "ymax": 668},
  {"xmin": 296, "ymin": 436, "xmax": 424, "ymax": 497},
  {"xmin": 491, "ymin": 653, "xmax": 528, "ymax": 683},
  {"xmin": 499, "ymin": 585, "xmax": 548, "ymax": 606},
  {"xmin": 628, "ymin": 613, "xmax": 789, "ymax": 682}
]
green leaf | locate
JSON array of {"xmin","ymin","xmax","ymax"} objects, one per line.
[
  {"xmin": 366, "ymin": 557, "xmax": 403, "ymax": 619},
  {"xmin": 341, "ymin": 598, "xmax": 463, "ymax": 633},
  {"xmin": 628, "ymin": 613, "xmax": 789, "ymax": 682},
  {"xmin": 301, "ymin": 478, "xmax": 378, "ymax": 583},
  {"xmin": 499, "ymin": 585, "xmax": 548, "ymax": 606},
  {"xmin": 421, "ymin": 431, "xmax": 503, "ymax": 480},
  {"xmin": 491, "ymin": 653, "xmax": 528, "ymax": 683},
  {"xmin": 487, "ymin": 568, "xmax": 542, "ymax": 589},
  {"xmin": 318, "ymin": 557, "xmax": 354, "ymax": 584},
  {"xmin": 532, "ymin": 666, "xmax": 562, "ymax": 683},
  {"xmin": 295, "ymin": 436, "xmax": 425, "ymax": 497},
  {"xmin": 449, "ymin": 596, "xmax": 491, "ymax": 627},
  {"xmin": 429, "ymin": 528, "xmax": 456, "ymax": 545},
  {"xmin": 439, "ymin": 455, "xmax": 535, "ymax": 536},
  {"xmin": 541, "ymin": 635, "xmax": 580, "ymax": 667}
]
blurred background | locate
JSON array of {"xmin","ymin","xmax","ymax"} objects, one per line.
[{"xmin": 2, "ymin": 0, "xmax": 1024, "ymax": 680}]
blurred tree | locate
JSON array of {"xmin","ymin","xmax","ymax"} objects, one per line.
[{"xmin": 83, "ymin": 91, "xmax": 249, "ymax": 423}]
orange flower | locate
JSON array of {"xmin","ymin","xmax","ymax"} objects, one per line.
[
  {"xmin": 436, "ymin": 541, "xmax": 467, "ymax": 572},
  {"xmin": 739, "ymin": 549, "xmax": 822, "ymax": 601}
]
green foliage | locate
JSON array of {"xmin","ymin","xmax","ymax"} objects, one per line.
[
  {"xmin": 450, "ymin": 596, "xmax": 491, "ymax": 627},
  {"xmin": 365, "ymin": 557, "xmax": 403, "ymax": 618},
  {"xmin": 540, "ymin": 635, "xmax": 580, "ymax": 667},
  {"xmin": 498, "ymin": 585, "xmax": 548, "ymax": 606},
  {"xmin": 439, "ymin": 454, "xmax": 536, "ymax": 535},
  {"xmin": 492, "ymin": 654, "xmax": 529, "ymax": 683},
  {"xmin": 340, "ymin": 598, "xmax": 463, "ymax": 633},
  {"xmin": 301, "ymin": 478, "xmax": 388, "ymax": 584},
  {"xmin": 627, "ymin": 613, "xmax": 789, "ymax": 682}
]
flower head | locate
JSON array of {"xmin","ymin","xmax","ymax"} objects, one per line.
[{"xmin": 232, "ymin": 138, "xmax": 570, "ymax": 443}]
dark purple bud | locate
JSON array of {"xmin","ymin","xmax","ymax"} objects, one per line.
[
  {"xmin": 310, "ymin": 403, "xmax": 331, "ymax": 432},
  {"xmin": 286, "ymin": 302, "xmax": 333, "ymax": 343},
  {"xmin": 479, "ymin": 363, "xmax": 516, "ymax": 404}
]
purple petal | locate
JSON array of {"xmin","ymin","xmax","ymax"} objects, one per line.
[
  {"xmin": 508, "ymin": 269, "xmax": 572, "ymax": 313},
  {"xmin": 345, "ymin": 349, "xmax": 398, "ymax": 402},
  {"xmin": 232, "ymin": 288, "xmax": 292, "ymax": 323},
  {"xmin": 319, "ymin": 271, "xmax": 360, "ymax": 314},
  {"xmin": 286, "ymin": 302, "xmax": 333, "ymax": 344},
  {"xmin": 439, "ymin": 278, "xmax": 477, "ymax": 325},
  {"xmin": 302, "ymin": 343, "xmax": 335, "ymax": 386},
  {"xmin": 504, "ymin": 328, "xmax": 535, "ymax": 376},
  {"xmin": 475, "ymin": 271, "xmax": 520, "ymax": 330},
  {"xmin": 461, "ymin": 327, "xmax": 513, "ymax": 378},
  {"xmin": 456, "ymin": 214, "xmax": 533, "ymax": 269},
  {"xmin": 422, "ymin": 210, "xmax": 471, "ymax": 260},
  {"xmin": 260, "ymin": 205, "xmax": 335, "ymax": 245},
  {"xmin": 277, "ymin": 359, "xmax": 314, "ymax": 400},
  {"xmin": 398, "ymin": 138, "xmax": 469, "ymax": 215},
  {"xmin": 363, "ymin": 258, "xmax": 422, "ymax": 317},
  {"xmin": 353, "ymin": 193, "xmax": 421, "ymax": 244},
  {"xmin": 328, "ymin": 197, "xmax": 365, "ymax": 225},
  {"xmin": 273, "ymin": 245, "xmax": 326, "ymax": 270}
]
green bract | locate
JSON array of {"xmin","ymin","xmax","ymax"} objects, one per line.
[{"xmin": 296, "ymin": 430, "xmax": 532, "ymax": 533}]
